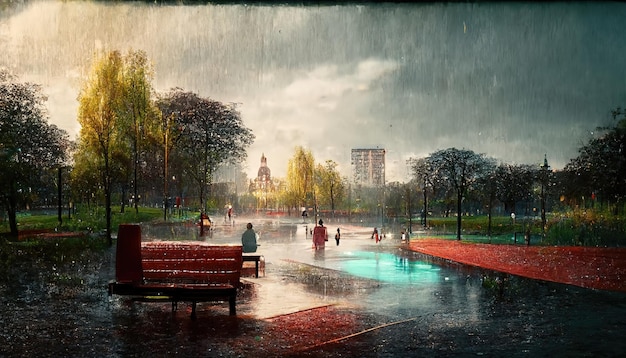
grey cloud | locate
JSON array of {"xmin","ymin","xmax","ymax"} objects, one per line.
[{"xmin": 1, "ymin": 2, "xmax": 625, "ymax": 181}]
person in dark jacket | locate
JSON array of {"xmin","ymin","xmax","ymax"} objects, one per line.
[{"xmin": 241, "ymin": 223, "xmax": 258, "ymax": 253}]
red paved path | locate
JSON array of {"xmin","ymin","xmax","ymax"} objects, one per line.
[{"xmin": 408, "ymin": 238, "xmax": 626, "ymax": 292}]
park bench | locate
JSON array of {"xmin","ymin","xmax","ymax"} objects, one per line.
[
  {"xmin": 108, "ymin": 225, "xmax": 242, "ymax": 319},
  {"xmin": 242, "ymin": 255, "xmax": 265, "ymax": 278}
]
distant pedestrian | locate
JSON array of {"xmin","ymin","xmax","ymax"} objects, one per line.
[
  {"xmin": 335, "ymin": 228, "xmax": 341, "ymax": 246},
  {"xmin": 199, "ymin": 212, "xmax": 211, "ymax": 237},
  {"xmin": 372, "ymin": 227, "xmax": 379, "ymax": 243}
]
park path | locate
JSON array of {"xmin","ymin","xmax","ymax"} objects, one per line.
[{"xmin": 408, "ymin": 238, "xmax": 626, "ymax": 292}]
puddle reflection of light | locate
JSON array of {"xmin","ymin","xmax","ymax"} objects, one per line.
[{"xmin": 339, "ymin": 251, "xmax": 441, "ymax": 284}]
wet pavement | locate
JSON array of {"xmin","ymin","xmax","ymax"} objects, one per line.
[{"xmin": 1, "ymin": 216, "xmax": 626, "ymax": 357}]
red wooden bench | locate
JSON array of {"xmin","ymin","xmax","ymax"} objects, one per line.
[
  {"xmin": 108, "ymin": 225, "xmax": 242, "ymax": 319},
  {"xmin": 242, "ymin": 255, "xmax": 265, "ymax": 278}
]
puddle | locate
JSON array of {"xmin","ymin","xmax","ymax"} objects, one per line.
[{"xmin": 324, "ymin": 251, "xmax": 441, "ymax": 284}]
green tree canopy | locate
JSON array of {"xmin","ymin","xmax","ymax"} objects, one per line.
[
  {"xmin": 494, "ymin": 163, "xmax": 534, "ymax": 214},
  {"xmin": 118, "ymin": 49, "xmax": 158, "ymax": 214},
  {"xmin": 76, "ymin": 50, "xmax": 125, "ymax": 244},
  {"xmin": 314, "ymin": 160, "xmax": 346, "ymax": 214},
  {"xmin": 0, "ymin": 69, "xmax": 70, "ymax": 237},
  {"xmin": 428, "ymin": 148, "xmax": 493, "ymax": 240},
  {"xmin": 563, "ymin": 113, "xmax": 626, "ymax": 213},
  {"xmin": 157, "ymin": 89, "xmax": 254, "ymax": 213}
]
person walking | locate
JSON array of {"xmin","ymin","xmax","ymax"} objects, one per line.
[
  {"xmin": 313, "ymin": 219, "xmax": 328, "ymax": 250},
  {"xmin": 335, "ymin": 228, "xmax": 341, "ymax": 246},
  {"xmin": 241, "ymin": 222, "xmax": 258, "ymax": 253},
  {"xmin": 372, "ymin": 227, "xmax": 379, "ymax": 243}
]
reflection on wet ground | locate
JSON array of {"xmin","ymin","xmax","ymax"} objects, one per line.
[{"xmin": 1, "ymin": 217, "xmax": 625, "ymax": 357}]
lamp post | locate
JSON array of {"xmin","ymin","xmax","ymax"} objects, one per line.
[
  {"xmin": 57, "ymin": 166, "xmax": 63, "ymax": 226},
  {"xmin": 406, "ymin": 185, "xmax": 413, "ymax": 234},
  {"xmin": 422, "ymin": 177, "xmax": 428, "ymax": 228},
  {"xmin": 539, "ymin": 154, "xmax": 550, "ymax": 238},
  {"xmin": 163, "ymin": 119, "xmax": 169, "ymax": 222}
]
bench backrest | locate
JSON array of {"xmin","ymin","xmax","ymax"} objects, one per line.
[
  {"xmin": 141, "ymin": 242, "xmax": 243, "ymax": 286},
  {"xmin": 116, "ymin": 224, "xmax": 143, "ymax": 283}
]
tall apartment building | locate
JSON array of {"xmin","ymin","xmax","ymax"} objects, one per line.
[{"xmin": 351, "ymin": 148, "xmax": 386, "ymax": 187}]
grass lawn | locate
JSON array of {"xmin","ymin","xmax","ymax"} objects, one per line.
[{"xmin": 0, "ymin": 206, "xmax": 178, "ymax": 238}]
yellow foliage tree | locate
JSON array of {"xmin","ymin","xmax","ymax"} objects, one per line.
[
  {"xmin": 286, "ymin": 146, "xmax": 315, "ymax": 212},
  {"xmin": 77, "ymin": 50, "xmax": 125, "ymax": 244}
]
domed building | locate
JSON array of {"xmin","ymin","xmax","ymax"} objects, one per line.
[
  {"xmin": 250, "ymin": 154, "xmax": 275, "ymax": 210},
  {"xmin": 257, "ymin": 153, "xmax": 271, "ymax": 184}
]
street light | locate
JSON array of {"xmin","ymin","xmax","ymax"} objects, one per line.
[
  {"xmin": 406, "ymin": 184, "xmax": 412, "ymax": 234},
  {"xmin": 540, "ymin": 154, "xmax": 550, "ymax": 238}
]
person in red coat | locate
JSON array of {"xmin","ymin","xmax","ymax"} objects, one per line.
[{"xmin": 313, "ymin": 219, "xmax": 328, "ymax": 250}]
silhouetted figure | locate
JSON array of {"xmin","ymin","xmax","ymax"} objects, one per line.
[
  {"xmin": 241, "ymin": 223, "xmax": 258, "ymax": 253},
  {"xmin": 200, "ymin": 212, "xmax": 211, "ymax": 237}
]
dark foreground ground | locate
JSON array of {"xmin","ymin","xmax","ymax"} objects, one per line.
[{"xmin": 1, "ymin": 223, "xmax": 625, "ymax": 357}]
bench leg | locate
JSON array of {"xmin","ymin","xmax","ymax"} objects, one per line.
[
  {"xmin": 229, "ymin": 296, "xmax": 236, "ymax": 316},
  {"xmin": 172, "ymin": 301, "xmax": 178, "ymax": 312},
  {"xmin": 255, "ymin": 260, "xmax": 259, "ymax": 278}
]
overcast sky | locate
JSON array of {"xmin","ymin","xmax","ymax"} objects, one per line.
[{"xmin": 1, "ymin": 1, "xmax": 625, "ymax": 181}]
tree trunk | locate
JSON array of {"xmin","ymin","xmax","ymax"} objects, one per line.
[
  {"xmin": 422, "ymin": 182, "xmax": 428, "ymax": 227},
  {"xmin": 120, "ymin": 186, "xmax": 126, "ymax": 214},
  {"xmin": 487, "ymin": 199, "xmax": 493, "ymax": 240},
  {"xmin": 8, "ymin": 202, "xmax": 18, "ymax": 239},
  {"xmin": 105, "ymin": 189, "xmax": 112, "ymax": 246},
  {"xmin": 57, "ymin": 167, "xmax": 63, "ymax": 226},
  {"xmin": 104, "ymin": 154, "xmax": 112, "ymax": 246},
  {"xmin": 456, "ymin": 190, "xmax": 462, "ymax": 240},
  {"xmin": 134, "ymin": 129, "xmax": 139, "ymax": 215}
]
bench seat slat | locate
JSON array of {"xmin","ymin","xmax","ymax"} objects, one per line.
[
  {"xmin": 142, "ymin": 248, "xmax": 243, "ymax": 258},
  {"xmin": 142, "ymin": 259, "xmax": 242, "ymax": 272},
  {"xmin": 109, "ymin": 282, "xmax": 236, "ymax": 298},
  {"xmin": 142, "ymin": 271, "xmax": 240, "ymax": 284}
]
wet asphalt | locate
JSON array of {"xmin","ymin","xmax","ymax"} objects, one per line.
[{"xmin": 1, "ymin": 217, "xmax": 625, "ymax": 357}]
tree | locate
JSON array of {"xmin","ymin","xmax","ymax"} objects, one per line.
[
  {"xmin": 314, "ymin": 160, "xmax": 345, "ymax": 216},
  {"xmin": 0, "ymin": 69, "xmax": 69, "ymax": 238},
  {"xmin": 69, "ymin": 147, "xmax": 101, "ymax": 207},
  {"xmin": 470, "ymin": 159, "xmax": 497, "ymax": 237},
  {"xmin": 286, "ymin": 146, "xmax": 315, "ymax": 214},
  {"xmin": 118, "ymin": 50, "xmax": 158, "ymax": 214},
  {"xmin": 563, "ymin": 113, "xmax": 626, "ymax": 214},
  {"xmin": 494, "ymin": 163, "xmax": 535, "ymax": 215},
  {"xmin": 408, "ymin": 157, "xmax": 435, "ymax": 227},
  {"xmin": 428, "ymin": 148, "xmax": 492, "ymax": 240},
  {"xmin": 536, "ymin": 155, "xmax": 553, "ymax": 237},
  {"xmin": 384, "ymin": 181, "xmax": 404, "ymax": 223},
  {"xmin": 157, "ymin": 89, "xmax": 254, "ymax": 216},
  {"xmin": 77, "ymin": 50, "xmax": 125, "ymax": 245}
]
